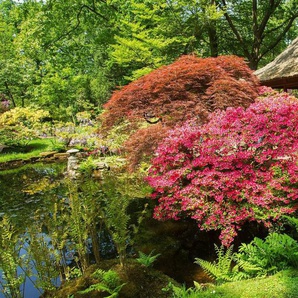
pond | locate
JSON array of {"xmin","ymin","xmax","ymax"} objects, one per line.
[{"xmin": 0, "ymin": 162, "xmax": 211, "ymax": 298}]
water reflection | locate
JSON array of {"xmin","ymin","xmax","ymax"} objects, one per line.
[
  {"xmin": 0, "ymin": 163, "xmax": 66, "ymax": 298},
  {"xmin": 0, "ymin": 162, "xmax": 134, "ymax": 297},
  {"xmin": 0, "ymin": 163, "xmax": 66, "ymax": 228},
  {"xmin": 0, "ymin": 162, "xmax": 209, "ymax": 297}
]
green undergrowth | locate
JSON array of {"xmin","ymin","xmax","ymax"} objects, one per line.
[
  {"xmin": 196, "ymin": 269, "xmax": 298, "ymax": 298},
  {"xmin": 0, "ymin": 138, "xmax": 58, "ymax": 163}
]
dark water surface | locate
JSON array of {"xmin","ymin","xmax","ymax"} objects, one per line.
[
  {"xmin": 0, "ymin": 162, "xmax": 211, "ymax": 298},
  {"xmin": 0, "ymin": 163, "xmax": 66, "ymax": 298}
]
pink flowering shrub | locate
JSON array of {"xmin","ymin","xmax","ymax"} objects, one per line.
[{"xmin": 147, "ymin": 92, "xmax": 298, "ymax": 246}]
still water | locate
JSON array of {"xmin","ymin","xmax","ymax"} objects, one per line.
[
  {"xmin": 0, "ymin": 162, "xmax": 210, "ymax": 298},
  {"xmin": 0, "ymin": 163, "xmax": 66, "ymax": 298}
]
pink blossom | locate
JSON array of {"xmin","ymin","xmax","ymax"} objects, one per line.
[{"xmin": 147, "ymin": 91, "xmax": 298, "ymax": 246}]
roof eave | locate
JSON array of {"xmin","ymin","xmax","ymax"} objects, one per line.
[{"xmin": 260, "ymin": 75, "xmax": 298, "ymax": 89}]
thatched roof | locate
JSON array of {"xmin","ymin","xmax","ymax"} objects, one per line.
[{"xmin": 254, "ymin": 37, "xmax": 298, "ymax": 89}]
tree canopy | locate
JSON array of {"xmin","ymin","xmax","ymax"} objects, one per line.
[{"xmin": 0, "ymin": 0, "xmax": 297, "ymax": 119}]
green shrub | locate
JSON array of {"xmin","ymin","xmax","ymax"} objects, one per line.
[
  {"xmin": 235, "ymin": 232, "xmax": 298, "ymax": 278},
  {"xmin": 0, "ymin": 106, "xmax": 50, "ymax": 146}
]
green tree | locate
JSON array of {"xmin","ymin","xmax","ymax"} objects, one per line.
[{"xmin": 218, "ymin": 0, "xmax": 298, "ymax": 69}]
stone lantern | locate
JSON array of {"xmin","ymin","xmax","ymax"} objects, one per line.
[{"xmin": 66, "ymin": 149, "xmax": 80, "ymax": 173}]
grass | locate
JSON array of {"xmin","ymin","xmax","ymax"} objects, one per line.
[
  {"xmin": 0, "ymin": 138, "xmax": 59, "ymax": 163},
  {"xmin": 196, "ymin": 269, "xmax": 298, "ymax": 298}
]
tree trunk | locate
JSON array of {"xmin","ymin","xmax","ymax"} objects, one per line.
[
  {"xmin": 208, "ymin": 25, "xmax": 218, "ymax": 57},
  {"xmin": 90, "ymin": 226, "xmax": 101, "ymax": 264},
  {"xmin": 4, "ymin": 81, "xmax": 16, "ymax": 107}
]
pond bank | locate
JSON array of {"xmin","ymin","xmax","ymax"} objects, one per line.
[{"xmin": 0, "ymin": 151, "xmax": 70, "ymax": 170}]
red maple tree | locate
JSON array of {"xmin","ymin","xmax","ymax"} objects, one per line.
[{"xmin": 101, "ymin": 55, "xmax": 259, "ymax": 169}]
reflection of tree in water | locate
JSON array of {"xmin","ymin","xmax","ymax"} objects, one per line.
[
  {"xmin": 0, "ymin": 163, "xmax": 66, "ymax": 228},
  {"xmin": 0, "ymin": 164, "xmax": 150, "ymax": 296}
]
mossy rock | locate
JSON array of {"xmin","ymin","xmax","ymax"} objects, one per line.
[{"xmin": 42, "ymin": 259, "xmax": 179, "ymax": 298}]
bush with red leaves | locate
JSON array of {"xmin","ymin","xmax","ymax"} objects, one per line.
[
  {"xmin": 147, "ymin": 92, "xmax": 298, "ymax": 246},
  {"xmin": 101, "ymin": 55, "xmax": 259, "ymax": 169}
]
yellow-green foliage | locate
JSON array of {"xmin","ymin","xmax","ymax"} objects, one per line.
[
  {"xmin": 0, "ymin": 106, "xmax": 49, "ymax": 127},
  {"xmin": 0, "ymin": 106, "xmax": 50, "ymax": 145}
]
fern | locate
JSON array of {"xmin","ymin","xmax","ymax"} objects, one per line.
[
  {"xmin": 0, "ymin": 216, "xmax": 25, "ymax": 298},
  {"xmin": 235, "ymin": 232, "xmax": 298, "ymax": 278},
  {"xmin": 136, "ymin": 250, "xmax": 161, "ymax": 267},
  {"xmin": 79, "ymin": 269, "xmax": 125, "ymax": 297},
  {"xmin": 194, "ymin": 244, "xmax": 234, "ymax": 283},
  {"xmin": 163, "ymin": 281, "xmax": 202, "ymax": 298}
]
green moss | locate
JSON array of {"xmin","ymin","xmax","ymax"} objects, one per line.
[
  {"xmin": 197, "ymin": 269, "xmax": 298, "ymax": 298},
  {"xmin": 42, "ymin": 259, "xmax": 179, "ymax": 298},
  {"xmin": 0, "ymin": 138, "xmax": 57, "ymax": 163}
]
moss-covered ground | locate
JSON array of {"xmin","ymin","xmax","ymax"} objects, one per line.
[
  {"xmin": 0, "ymin": 138, "xmax": 57, "ymax": 163},
  {"xmin": 197, "ymin": 269, "xmax": 298, "ymax": 298},
  {"xmin": 43, "ymin": 263, "xmax": 298, "ymax": 298}
]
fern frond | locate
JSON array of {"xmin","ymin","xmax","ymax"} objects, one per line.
[
  {"xmin": 136, "ymin": 250, "xmax": 161, "ymax": 267},
  {"xmin": 195, "ymin": 244, "xmax": 235, "ymax": 283}
]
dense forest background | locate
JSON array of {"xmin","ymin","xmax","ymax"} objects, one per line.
[{"xmin": 1, "ymin": 0, "xmax": 297, "ymax": 120}]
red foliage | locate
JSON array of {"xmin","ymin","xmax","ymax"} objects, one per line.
[
  {"xmin": 147, "ymin": 91, "xmax": 298, "ymax": 246},
  {"xmin": 124, "ymin": 124, "xmax": 169, "ymax": 170},
  {"xmin": 101, "ymin": 55, "xmax": 259, "ymax": 169}
]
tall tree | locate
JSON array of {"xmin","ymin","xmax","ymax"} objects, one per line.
[
  {"xmin": 110, "ymin": 0, "xmax": 224, "ymax": 81},
  {"xmin": 0, "ymin": 0, "xmax": 117, "ymax": 117},
  {"xmin": 218, "ymin": 0, "xmax": 298, "ymax": 69}
]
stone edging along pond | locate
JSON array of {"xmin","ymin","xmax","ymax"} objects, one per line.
[{"xmin": 0, "ymin": 151, "xmax": 70, "ymax": 170}]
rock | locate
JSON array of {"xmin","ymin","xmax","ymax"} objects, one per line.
[
  {"xmin": 54, "ymin": 153, "xmax": 69, "ymax": 159},
  {"xmin": 39, "ymin": 151, "xmax": 57, "ymax": 158},
  {"xmin": 66, "ymin": 149, "xmax": 80, "ymax": 155},
  {"xmin": 94, "ymin": 162, "xmax": 110, "ymax": 170}
]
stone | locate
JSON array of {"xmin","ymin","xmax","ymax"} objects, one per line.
[
  {"xmin": 54, "ymin": 153, "xmax": 69, "ymax": 159},
  {"xmin": 67, "ymin": 149, "xmax": 80, "ymax": 155},
  {"xmin": 39, "ymin": 151, "xmax": 57, "ymax": 157}
]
